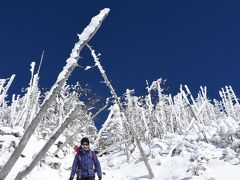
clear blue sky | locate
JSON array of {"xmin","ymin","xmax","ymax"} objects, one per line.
[{"xmin": 0, "ymin": 1, "xmax": 239, "ymax": 126}]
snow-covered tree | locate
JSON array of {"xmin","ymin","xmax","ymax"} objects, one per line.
[{"xmin": 0, "ymin": 8, "xmax": 110, "ymax": 180}]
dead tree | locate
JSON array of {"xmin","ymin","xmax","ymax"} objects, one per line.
[
  {"xmin": 53, "ymin": 98, "xmax": 109, "ymax": 156},
  {"xmin": 168, "ymin": 101, "xmax": 207, "ymax": 157},
  {"xmin": 14, "ymin": 104, "xmax": 82, "ymax": 180},
  {"xmin": 88, "ymin": 45, "xmax": 155, "ymax": 179},
  {"xmin": 0, "ymin": 74, "xmax": 15, "ymax": 107},
  {"xmin": 0, "ymin": 8, "xmax": 110, "ymax": 180}
]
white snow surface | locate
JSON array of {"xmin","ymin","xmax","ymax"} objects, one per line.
[{"xmin": 1, "ymin": 130, "xmax": 240, "ymax": 180}]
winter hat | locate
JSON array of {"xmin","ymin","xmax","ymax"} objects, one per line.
[{"xmin": 81, "ymin": 137, "xmax": 90, "ymax": 145}]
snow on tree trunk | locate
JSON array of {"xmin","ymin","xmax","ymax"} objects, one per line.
[
  {"xmin": 168, "ymin": 101, "xmax": 207, "ymax": 157},
  {"xmin": 11, "ymin": 63, "xmax": 41, "ymax": 129},
  {"xmin": 88, "ymin": 45, "xmax": 155, "ymax": 179},
  {"xmin": 14, "ymin": 104, "xmax": 81, "ymax": 180},
  {"xmin": 225, "ymin": 86, "xmax": 237, "ymax": 118},
  {"xmin": 0, "ymin": 8, "xmax": 110, "ymax": 180},
  {"xmin": 98, "ymin": 138, "xmax": 132, "ymax": 156},
  {"xmin": 0, "ymin": 74, "xmax": 15, "ymax": 108},
  {"xmin": 229, "ymin": 86, "xmax": 239, "ymax": 106},
  {"xmin": 54, "ymin": 98, "xmax": 109, "ymax": 156},
  {"xmin": 181, "ymin": 87, "xmax": 209, "ymax": 143}
]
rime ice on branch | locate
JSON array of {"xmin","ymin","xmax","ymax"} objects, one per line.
[
  {"xmin": 0, "ymin": 8, "xmax": 110, "ymax": 180},
  {"xmin": 56, "ymin": 8, "xmax": 110, "ymax": 84}
]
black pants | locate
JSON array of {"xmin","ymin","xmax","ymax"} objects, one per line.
[{"xmin": 77, "ymin": 177, "xmax": 95, "ymax": 180}]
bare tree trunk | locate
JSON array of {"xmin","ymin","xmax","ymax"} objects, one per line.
[
  {"xmin": 229, "ymin": 86, "xmax": 239, "ymax": 106},
  {"xmin": 98, "ymin": 138, "xmax": 132, "ymax": 156},
  {"xmin": 0, "ymin": 8, "xmax": 110, "ymax": 180},
  {"xmin": 168, "ymin": 102, "xmax": 207, "ymax": 157},
  {"xmin": 53, "ymin": 98, "xmax": 109, "ymax": 156},
  {"xmin": 14, "ymin": 104, "xmax": 81, "ymax": 180},
  {"xmin": 181, "ymin": 87, "xmax": 209, "ymax": 143},
  {"xmin": 225, "ymin": 86, "xmax": 237, "ymax": 118},
  {"xmin": 0, "ymin": 74, "xmax": 15, "ymax": 107},
  {"xmin": 88, "ymin": 45, "xmax": 155, "ymax": 179}
]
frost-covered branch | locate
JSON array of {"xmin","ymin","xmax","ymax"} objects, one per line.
[
  {"xmin": 168, "ymin": 101, "xmax": 207, "ymax": 157},
  {"xmin": 53, "ymin": 98, "xmax": 110, "ymax": 156},
  {"xmin": 88, "ymin": 45, "xmax": 155, "ymax": 179},
  {"xmin": 0, "ymin": 8, "xmax": 110, "ymax": 180},
  {"xmin": 0, "ymin": 74, "xmax": 15, "ymax": 107},
  {"xmin": 15, "ymin": 104, "xmax": 82, "ymax": 180}
]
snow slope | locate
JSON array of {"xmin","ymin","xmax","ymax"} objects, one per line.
[{"xmin": 1, "ymin": 128, "xmax": 240, "ymax": 180}]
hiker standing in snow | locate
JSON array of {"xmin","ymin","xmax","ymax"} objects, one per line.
[{"xmin": 69, "ymin": 137, "xmax": 102, "ymax": 180}]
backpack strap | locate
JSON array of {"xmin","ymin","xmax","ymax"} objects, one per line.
[
  {"xmin": 90, "ymin": 150, "xmax": 96, "ymax": 170},
  {"xmin": 77, "ymin": 150, "xmax": 96, "ymax": 170}
]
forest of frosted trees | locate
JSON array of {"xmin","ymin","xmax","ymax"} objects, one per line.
[
  {"xmin": 0, "ymin": 8, "xmax": 240, "ymax": 180},
  {"xmin": 1, "ymin": 61, "xmax": 240, "ymax": 179},
  {"xmin": 1, "ymin": 73, "xmax": 239, "ymax": 152},
  {"xmin": 97, "ymin": 80, "xmax": 240, "ymax": 153}
]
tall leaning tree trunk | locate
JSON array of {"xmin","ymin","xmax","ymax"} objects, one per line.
[
  {"xmin": 0, "ymin": 8, "xmax": 110, "ymax": 180},
  {"xmin": 53, "ymin": 98, "xmax": 109, "ymax": 156},
  {"xmin": 14, "ymin": 104, "xmax": 81, "ymax": 180},
  {"xmin": 88, "ymin": 45, "xmax": 155, "ymax": 179}
]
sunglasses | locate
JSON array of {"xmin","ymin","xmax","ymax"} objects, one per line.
[{"xmin": 82, "ymin": 143, "xmax": 89, "ymax": 146}]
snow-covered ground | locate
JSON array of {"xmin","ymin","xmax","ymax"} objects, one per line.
[{"xmin": 1, "ymin": 127, "xmax": 240, "ymax": 180}]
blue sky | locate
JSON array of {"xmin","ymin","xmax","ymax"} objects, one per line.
[{"xmin": 0, "ymin": 1, "xmax": 239, "ymax": 123}]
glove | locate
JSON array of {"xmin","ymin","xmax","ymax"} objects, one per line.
[
  {"xmin": 69, "ymin": 177, "xmax": 74, "ymax": 180},
  {"xmin": 98, "ymin": 176, "xmax": 102, "ymax": 180}
]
